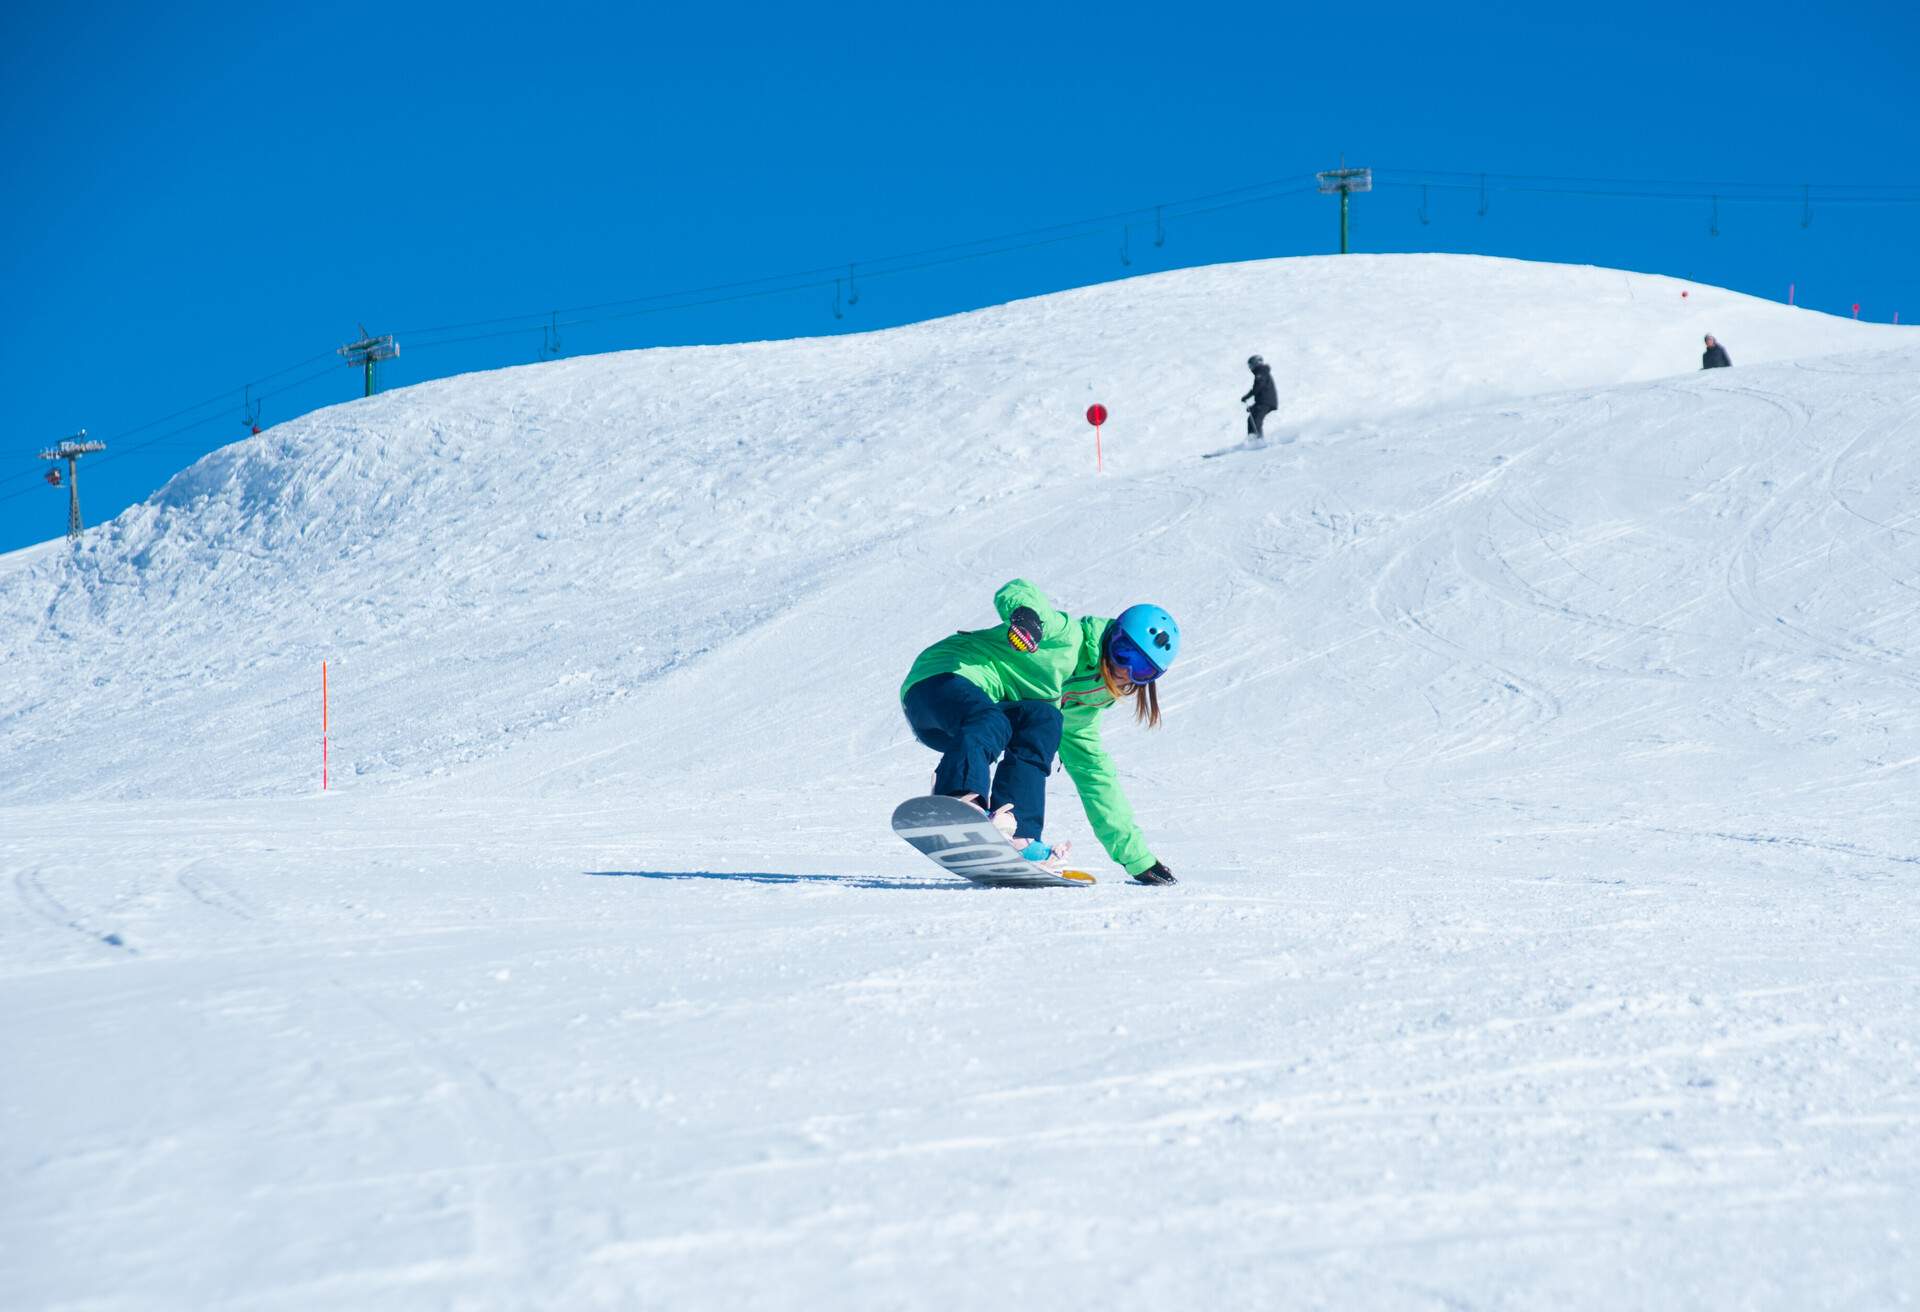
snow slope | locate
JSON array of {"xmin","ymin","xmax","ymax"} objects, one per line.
[{"xmin": 2, "ymin": 255, "xmax": 1916, "ymax": 1309}]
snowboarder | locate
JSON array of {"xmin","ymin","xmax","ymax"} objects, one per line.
[
  {"xmin": 1702, "ymin": 335, "xmax": 1732, "ymax": 369},
  {"xmin": 900, "ymin": 579, "xmax": 1181, "ymax": 885},
  {"xmin": 1241, "ymin": 355, "xmax": 1278, "ymax": 440}
]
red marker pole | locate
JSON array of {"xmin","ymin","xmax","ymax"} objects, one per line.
[
  {"xmin": 1085, "ymin": 403, "xmax": 1108, "ymax": 473},
  {"xmin": 1788, "ymin": 282, "xmax": 1795, "ymax": 306},
  {"xmin": 1853, "ymin": 303, "xmax": 1861, "ymax": 320},
  {"xmin": 322, "ymin": 661, "xmax": 329, "ymax": 791}
]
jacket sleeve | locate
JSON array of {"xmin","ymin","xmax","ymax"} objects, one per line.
[
  {"xmin": 1240, "ymin": 386, "xmax": 1253, "ymax": 402},
  {"xmin": 1058, "ymin": 710, "xmax": 1156, "ymax": 875},
  {"xmin": 993, "ymin": 579, "xmax": 1069, "ymax": 642}
]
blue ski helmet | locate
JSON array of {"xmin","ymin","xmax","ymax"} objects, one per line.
[{"xmin": 1107, "ymin": 604, "xmax": 1180, "ymax": 681}]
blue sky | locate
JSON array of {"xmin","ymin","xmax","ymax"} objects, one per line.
[{"xmin": 2, "ymin": 0, "xmax": 1915, "ymax": 552}]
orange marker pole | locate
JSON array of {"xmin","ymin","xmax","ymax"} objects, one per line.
[{"xmin": 322, "ymin": 661, "xmax": 329, "ymax": 791}]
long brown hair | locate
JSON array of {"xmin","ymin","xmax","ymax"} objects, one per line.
[{"xmin": 1100, "ymin": 656, "xmax": 1163, "ymax": 728}]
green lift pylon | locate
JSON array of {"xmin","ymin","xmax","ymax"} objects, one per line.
[
  {"xmin": 1317, "ymin": 166, "xmax": 1373, "ymax": 254},
  {"xmin": 337, "ymin": 326, "xmax": 400, "ymax": 397}
]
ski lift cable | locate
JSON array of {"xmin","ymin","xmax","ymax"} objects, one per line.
[
  {"xmin": 98, "ymin": 349, "xmax": 337, "ymax": 447},
  {"xmin": 393, "ymin": 173, "xmax": 1323, "ymax": 342},
  {"xmin": 404, "ymin": 188, "xmax": 1322, "ymax": 356},
  {"xmin": 1377, "ymin": 179, "xmax": 1920, "ymax": 205},
  {"xmin": 403, "ymin": 221, "xmax": 1145, "ymax": 354},
  {"xmin": 1377, "ymin": 166, "xmax": 1920, "ymax": 194},
  {"xmin": 1166, "ymin": 184, "xmax": 1317, "ymax": 223},
  {"xmin": 0, "ymin": 359, "xmax": 346, "ymax": 496},
  {"xmin": 0, "ymin": 348, "xmax": 340, "ymax": 496}
]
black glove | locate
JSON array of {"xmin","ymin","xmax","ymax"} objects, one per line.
[
  {"xmin": 1132, "ymin": 861, "xmax": 1177, "ymax": 886},
  {"xmin": 1006, "ymin": 606, "xmax": 1043, "ymax": 653}
]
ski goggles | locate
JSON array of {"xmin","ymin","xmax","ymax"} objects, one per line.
[{"xmin": 1107, "ymin": 630, "xmax": 1165, "ymax": 684}]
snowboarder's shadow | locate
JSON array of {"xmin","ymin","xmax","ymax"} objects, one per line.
[{"xmin": 587, "ymin": 869, "xmax": 950, "ymax": 892}]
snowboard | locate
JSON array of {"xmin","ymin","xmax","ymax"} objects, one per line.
[
  {"xmin": 1202, "ymin": 432, "xmax": 1293, "ymax": 459},
  {"xmin": 890, "ymin": 795, "xmax": 1095, "ymax": 888}
]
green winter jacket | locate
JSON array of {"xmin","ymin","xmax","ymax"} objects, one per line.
[{"xmin": 901, "ymin": 579, "xmax": 1155, "ymax": 876}]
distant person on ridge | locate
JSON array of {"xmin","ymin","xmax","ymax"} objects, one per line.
[
  {"xmin": 1702, "ymin": 335, "xmax": 1732, "ymax": 370},
  {"xmin": 1242, "ymin": 355, "xmax": 1278, "ymax": 441}
]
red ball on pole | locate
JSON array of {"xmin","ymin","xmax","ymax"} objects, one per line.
[{"xmin": 1085, "ymin": 404, "xmax": 1107, "ymax": 472}]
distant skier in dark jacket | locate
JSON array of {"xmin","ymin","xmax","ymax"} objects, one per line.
[
  {"xmin": 1702, "ymin": 335, "xmax": 1732, "ymax": 369},
  {"xmin": 1241, "ymin": 355, "xmax": 1278, "ymax": 439}
]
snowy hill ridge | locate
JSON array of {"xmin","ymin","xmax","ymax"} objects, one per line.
[{"xmin": 0, "ymin": 253, "xmax": 1906, "ymax": 802}]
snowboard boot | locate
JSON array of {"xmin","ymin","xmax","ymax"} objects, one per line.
[
  {"xmin": 955, "ymin": 794, "xmax": 1087, "ymax": 880},
  {"xmin": 967, "ymin": 800, "xmax": 1025, "ymax": 845},
  {"xmin": 1013, "ymin": 836, "xmax": 1074, "ymax": 874}
]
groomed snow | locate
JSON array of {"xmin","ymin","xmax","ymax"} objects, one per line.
[{"xmin": 1, "ymin": 254, "xmax": 1916, "ymax": 1308}]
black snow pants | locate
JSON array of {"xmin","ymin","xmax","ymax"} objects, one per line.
[{"xmin": 902, "ymin": 673, "xmax": 1063, "ymax": 841}]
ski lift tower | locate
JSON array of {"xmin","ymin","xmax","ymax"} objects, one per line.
[
  {"xmin": 39, "ymin": 431, "xmax": 107, "ymax": 541},
  {"xmin": 337, "ymin": 326, "xmax": 399, "ymax": 398},
  {"xmin": 1317, "ymin": 166, "xmax": 1372, "ymax": 255}
]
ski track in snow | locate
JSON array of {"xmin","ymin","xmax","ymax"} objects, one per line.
[{"xmin": 1, "ymin": 255, "xmax": 1917, "ymax": 1308}]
